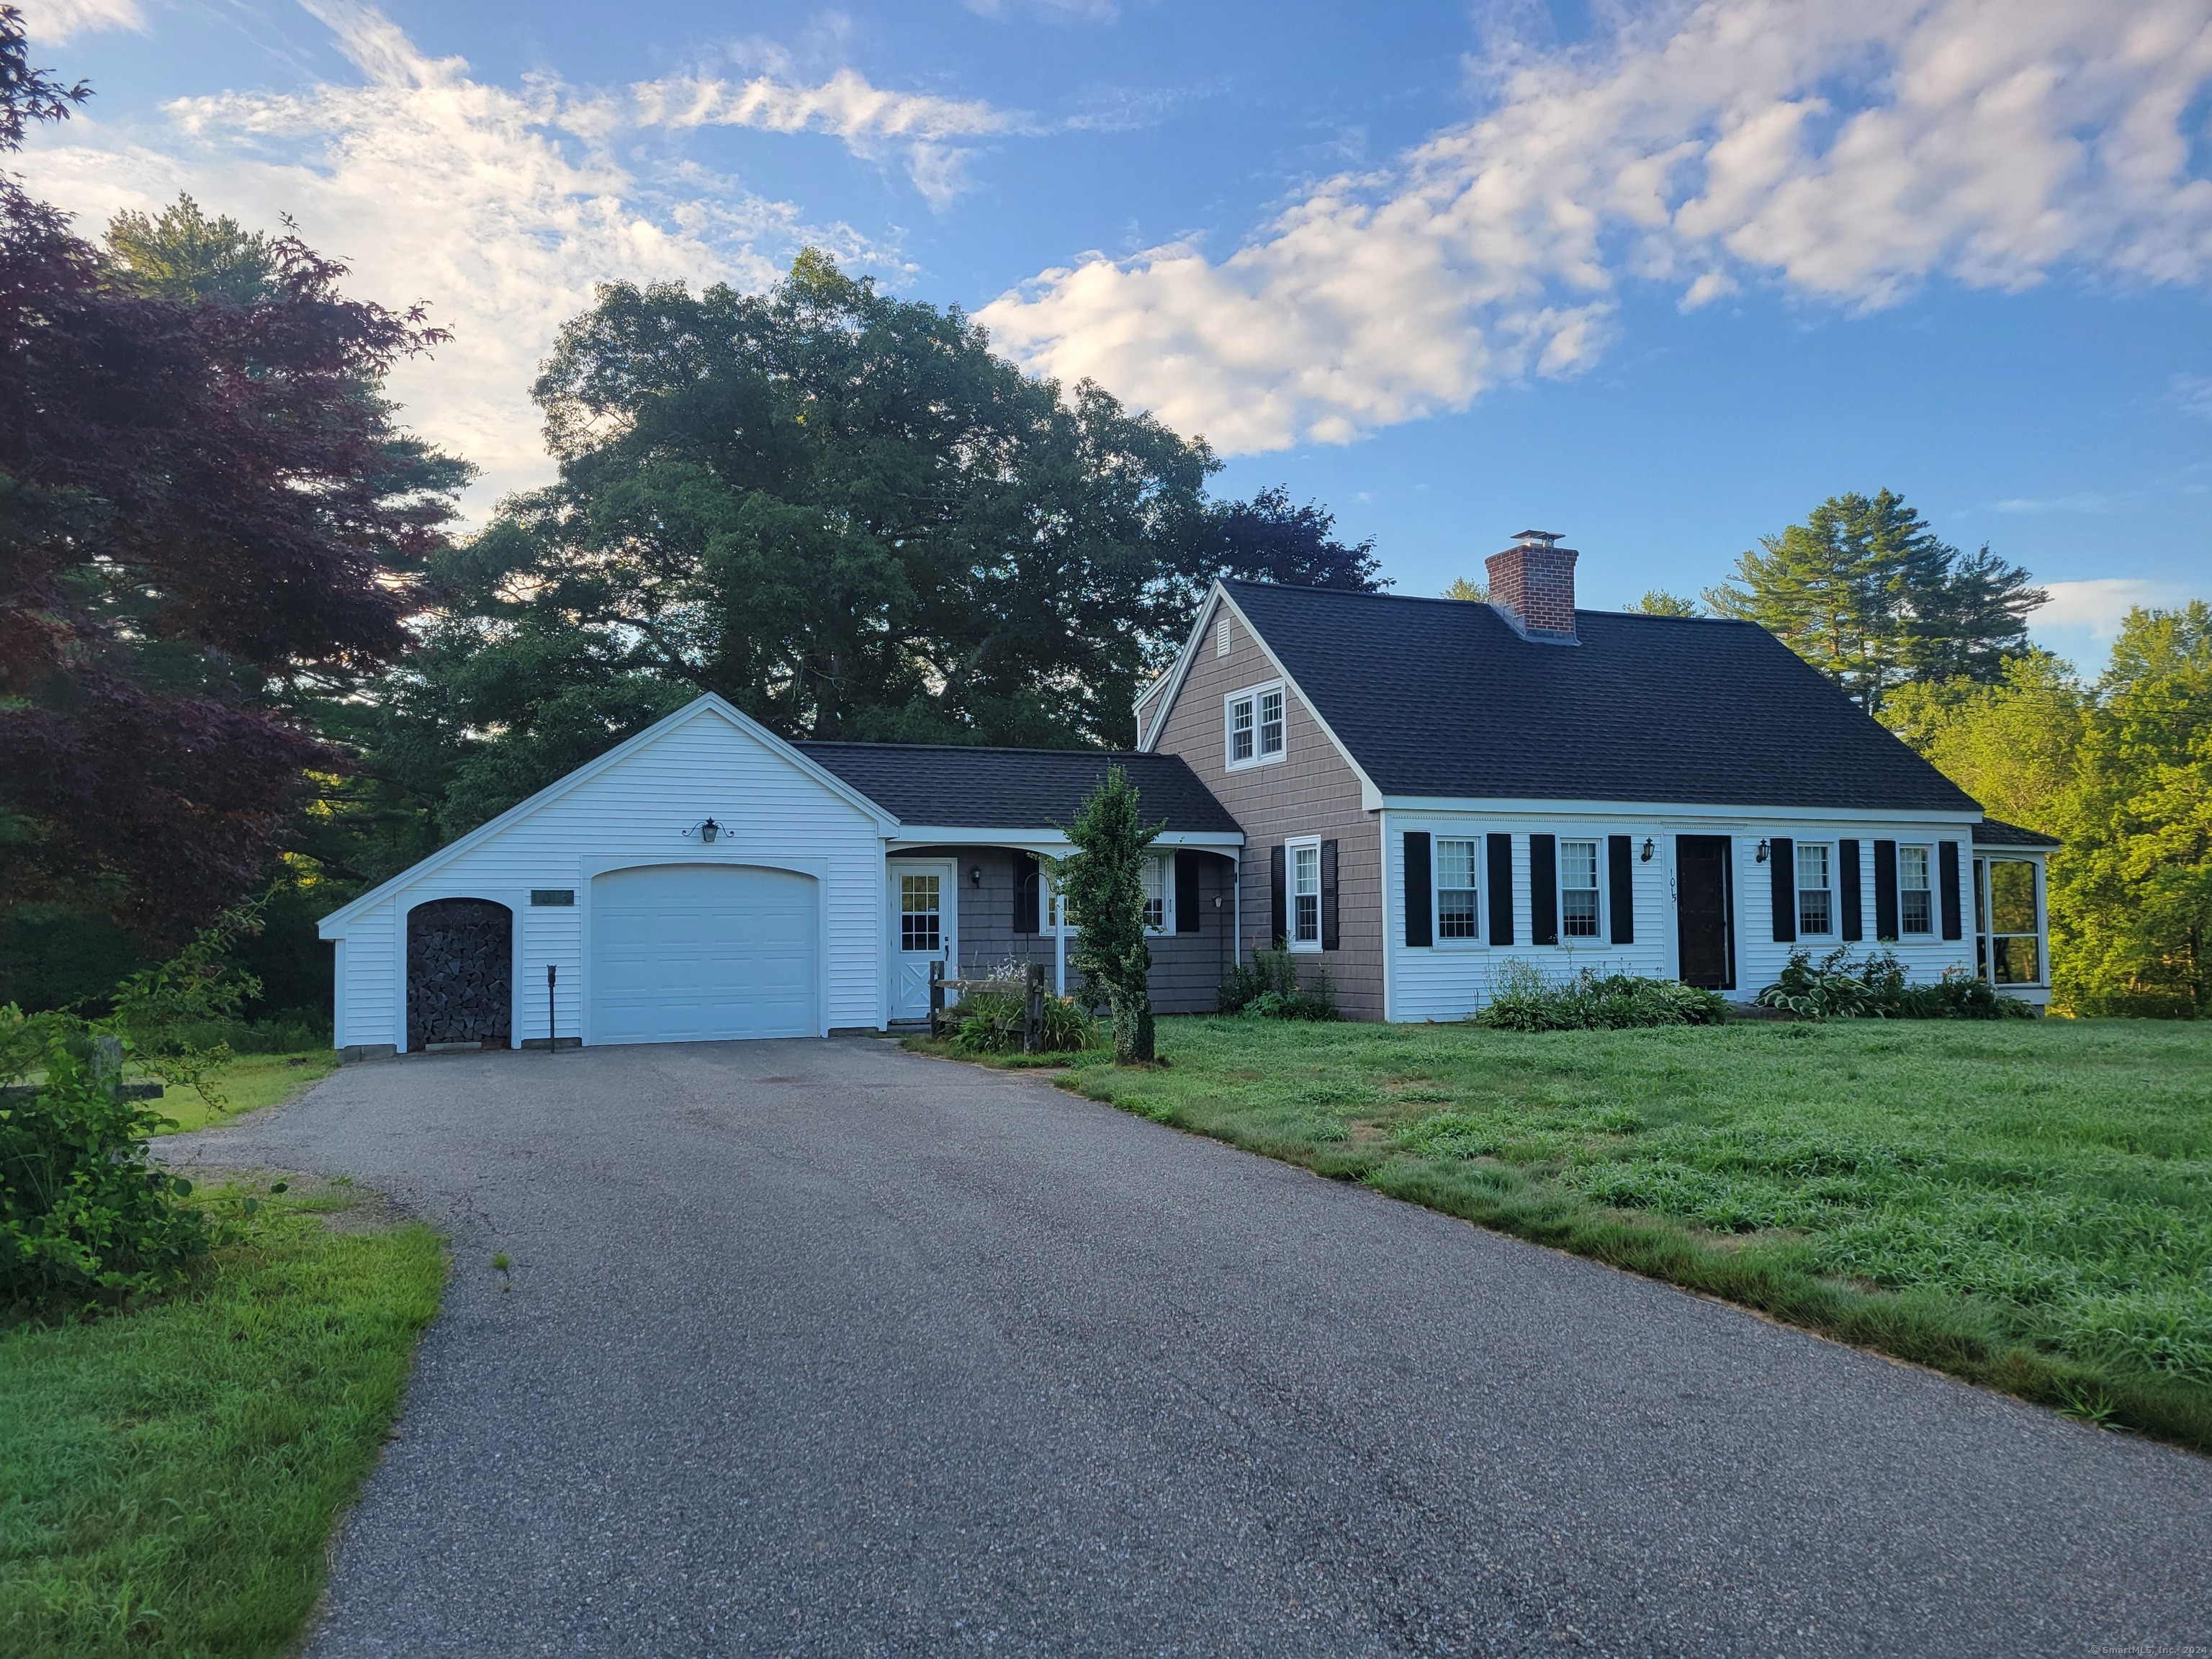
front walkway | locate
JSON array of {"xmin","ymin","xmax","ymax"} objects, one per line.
[{"xmin": 162, "ymin": 1039, "xmax": 2212, "ymax": 1656}]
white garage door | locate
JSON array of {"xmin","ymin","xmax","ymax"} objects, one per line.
[{"xmin": 590, "ymin": 863, "xmax": 819, "ymax": 1044}]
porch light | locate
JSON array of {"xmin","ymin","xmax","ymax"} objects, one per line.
[
  {"xmin": 970, "ymin": 865, "xmax": 983, "ymax": 887},
  {"xmin": 1755, "ymin": 838, "xmax": 1770, "ymax": 863},
  {"xmin": 686, "ymin": 817, "xmax": 723, "ymax": 845},
  {"xmin": 1640, "ymin": 838, "xmax": 1655, "ymax": 863}
]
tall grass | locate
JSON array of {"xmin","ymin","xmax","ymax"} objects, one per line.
[{"xmin": 0, "ymin": 1190, "xmax": 444, "ymax": 1657}]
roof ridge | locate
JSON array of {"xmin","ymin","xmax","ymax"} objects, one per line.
[
  {"xmin": 795, "ymin": 739, "xmax": 1163, "ymax": 759},
  {"xmin": 1223, "ymin": 578, "xmax": 1753, "ymax": 624}
]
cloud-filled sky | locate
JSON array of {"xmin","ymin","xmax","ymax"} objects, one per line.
[{"xmin": 15, "ymin": 0, "xmax": 2212, "ymax": 669}]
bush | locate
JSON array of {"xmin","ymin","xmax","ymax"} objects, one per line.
[
  {"xmin": 1755, "ymin": 947, "xmax": 2038, "ymax": 1020},
  {"xmin": 1, "ymin": 1012, "xmax": 210, "ymax": 1314},
  {"xmin": 1217, "ymin": 948, "xmax": 1338, "ymax": 1020},
  {"xmin": 1475, "ymin": 961, "xmax": 1729, "ymax": 1031},
  {"xmin": 950, "ymin": 963, "xmax": 1101, "ymax": 1055},
  {"xmin": 2067, "ymin": 987, "xmax": 2199, "ymax": 1020}
]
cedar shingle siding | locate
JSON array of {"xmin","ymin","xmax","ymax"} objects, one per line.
[{"xmin": 1148, "ymin": 598, "xmax": 1385, "ymax": 1020}]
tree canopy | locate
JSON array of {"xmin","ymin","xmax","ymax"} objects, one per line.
[
  {"xmin": 1706, "ymin": 490, "xmax": 2044, "ymax": 711},
  {"xmin": 0, "ymin": 22, "xmax": 467, "ymax": 944},
  {"xmin": 397, "ymin": 252, "xmax": 1385, "ymax": 836}
]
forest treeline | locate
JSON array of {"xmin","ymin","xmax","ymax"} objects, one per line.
[{"xmin": 0, "ymin": 19, "xmax": 2202, "ymax": 1019}]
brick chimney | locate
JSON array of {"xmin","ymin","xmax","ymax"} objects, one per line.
[{"xmin": 1485, "ymin": 530, "xmax": 1579, "ymax": 642}]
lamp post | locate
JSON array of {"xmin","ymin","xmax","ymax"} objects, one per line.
[{"xmin": 547, "ymin": 963, "xmax": 557, "ymax": 1054}]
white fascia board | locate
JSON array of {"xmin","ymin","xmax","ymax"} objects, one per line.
[
  {"xmin": 887, "ymin": 827, "xmax": 1244, "ymax": 851},
  {"xmin": 1141, "ymin": 582, "xmax": 1385, "ymax": 809},
  {"xmin": 1134, "ymin": 586, "xmax": 1227, "ymax": 755},
  {"xmin": 318, "ymin": 693, "xmax": 899, "ymax": 938},
  {"xmin": 1380, "ymin": 797, "xmax": 1984, "ymax": 826}
]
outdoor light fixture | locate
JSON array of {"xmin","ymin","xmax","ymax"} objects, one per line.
[
  {"xmin": 1640, "ymin": 838, "xmax": 1655, "ymax": 863},
  {"xmin": 685, "ymin": 817, "xmax": 724, "ymax": 844},
  {"xmin": 970, "ymin": 865, "xmax": 983, "ymax": 887},
  {"xmin": 1755, "ymin": 838, "xmax": 1771, "ymax": 863}
]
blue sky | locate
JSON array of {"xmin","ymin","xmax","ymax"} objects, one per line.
[{"xmin": 17, "ymin": 0, "xmax": 2212, "ymax": 670}]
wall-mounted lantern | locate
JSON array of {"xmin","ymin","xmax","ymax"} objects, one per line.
[
  {"xmin": 969, "ymin": 865, "xmax": 983, "ymax": 887},
  {"xmin": 1640, "ymin": 837, "xmax": 1655, "ymax": 863},
  {"xmin": 685, "ymin": 817, "xmax": 724, "ymax": 845},
  {"xmin": 1755, "ymin": 838, "xmax": 1771, "ymax": 863}
]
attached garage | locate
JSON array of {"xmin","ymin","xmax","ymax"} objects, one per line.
[{"xmin": 589, "ymin": 863, "xmax": 819, "ymax": 1044}]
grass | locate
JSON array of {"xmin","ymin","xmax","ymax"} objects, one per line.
[
  {"xmin": 914, "ymin": 1016, "xmax": 2212, "ymax": 1453},
  {"xmin": 150, "ymin": 1051, "xmax": 336, "ymax": 1135},
  {"xmin": 0, "ymin": 1177, "xmax": 444, "ymax": 1658}
]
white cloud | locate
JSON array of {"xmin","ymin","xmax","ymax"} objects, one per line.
[
  {"xmin": 2033, "ymin": 577, "xmax": 2195, "ymax": 640},
  {"xmin": 964, "ymin": 0, "xmax": 1118, "ymax": 22},
  {"xmin": 14, "ymin": 2, "xmax": 894, "ymax": 513},
  {"xmin": 2173, "ymin": 372, "xmax": 2212, "ymax": 418},
  {"xmin": 981, "ymin": 0, "xmax": 2212, "ymax": 453},
  {"xmin": 17, "ymin": 0, "xmax": 143, "ymax": 44},
  {"xmin": 631, "ymin": 63, "xmax": 1020, "ymax": 207}
]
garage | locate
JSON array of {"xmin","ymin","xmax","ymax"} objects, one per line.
[{"xmin": 589, "ymin": 863, "xmax": 819, "ymax": 1044}]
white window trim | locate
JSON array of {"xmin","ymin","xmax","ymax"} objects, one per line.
[
  {"xmin": 1795, "ymin": 840, "xmax": 1835, "ymax": 939},
  {"xmin": 1431, "ymin": 832, "xmax": 1485, "ymax": 948},
  {"xmin": 1224, "ymin": 679, "xmax": 1288, "ymax": 772},
  {"xmin": 1897, "ymin": 842, "xmax": 1936, "ymax": 938},
  {"xmin": 1556, "ymin": 835, "xmax": 1604, "ymax": 944},
  {"xmin": 1287, "ymin": 835, "xmax": 1323, "ymax": 953},
  {"xmin": 1142, "ymin": 852, "xmax": 1175, "ymax": 936}
]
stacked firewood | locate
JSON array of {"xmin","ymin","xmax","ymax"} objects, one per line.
[{"xmin": 406, "ymin": 900, "xmax": 513, "ymax": 1048}]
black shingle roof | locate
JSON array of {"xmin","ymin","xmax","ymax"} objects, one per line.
[
  {"xmin": 1215, "ymin": 580, "xmax": 1980, "ymax": 812},
  {"xmin": 1973, "ymin": 817, "xmax": 2062, "ymax": 848},
  {"xmin": 796, "ymin": 743, "xmax": 1241, "ymax": 835}
]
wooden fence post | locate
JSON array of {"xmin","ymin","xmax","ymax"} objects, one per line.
[
  {"xmin": 1024, "ymin": 962, "xmax": 1046, "ymax": 1053},
  {"xmin": 929, "ymin": 959, "xmax": 945, "ymax": 1037}
]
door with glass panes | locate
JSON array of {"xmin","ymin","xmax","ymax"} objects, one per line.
[{"xmin": 889, "ymin": 861, "xmax": 956, "ymax": 1021}]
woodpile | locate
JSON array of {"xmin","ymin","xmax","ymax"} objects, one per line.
[{"xmin": 407, "ymin": 899, "xmax": 513, "ymax": 1050}]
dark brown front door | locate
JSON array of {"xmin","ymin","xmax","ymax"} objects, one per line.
[{"xmin": 1676, "ymin": 836, "xmax": 1734, "ymax": 990}]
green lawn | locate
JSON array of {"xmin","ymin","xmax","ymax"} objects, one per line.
[
  {"xmin": 0, "ymin": 1180, "xmax": 444, "ymax": 1658},
  {"xmin": 151, "ymin": 1051, "xmax": 336, "ymax": 1134},
  {"xmin": 932, "ymin": 1017, "xmax": 2212, "ymax": 1452}
]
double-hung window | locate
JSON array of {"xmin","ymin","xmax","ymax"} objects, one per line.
[
  {"xmin": 1142, "ymin": 855, "xmax": 1172, "ymax": 931},
  {"xmin": 1560, "ymin": 839, "xmax": 1601, "ymax": 938},
  {"xmin": 1436, "ymin": 837, "xmax": 1480, "ymax": 940},
  {"xmin": 1226, "ymin": 683, "xmax": 1286, "ymax": 770},
  {"xmin": 1291, "ymin": 842, "xmax": 1321, "ymax": 949},
  {"xmin": 1797, "ymin": 842, "xmax": 1833, "ymax": 936},
  {"xmin": 1899, "ymin": 845, "xmax": 1933, "ymax": 935}
]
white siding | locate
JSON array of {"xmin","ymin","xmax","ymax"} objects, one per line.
[
  {"xmin": 1383, "ymin": 809, "xmax": 1978, "ymax": 1022},
  {"xmin": 322, "ymin": 705, "xmax": 886, "ymax": 1046}
]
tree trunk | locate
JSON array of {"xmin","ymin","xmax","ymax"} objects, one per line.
[{"xmin": 1110, "ymin": 989, "xmax": 1155, "ymax": 1065}]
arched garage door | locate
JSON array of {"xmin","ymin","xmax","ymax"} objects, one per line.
[{"xmin": 589, "ymin": 864, "xmax": 819, "ymax": 1044}]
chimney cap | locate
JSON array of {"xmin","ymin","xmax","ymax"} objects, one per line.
[{"xmin": 1511, "ymin": 529, "xmax": 1564, "ymax": 547}]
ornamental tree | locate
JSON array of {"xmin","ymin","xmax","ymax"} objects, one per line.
[
  {"xmin": 1058, "ymin": 766, "xmax": 1163, "ymax": 1064},
  {"xmin": 0, "ymin": 15, "xmax": 467, "ymax": 942}
]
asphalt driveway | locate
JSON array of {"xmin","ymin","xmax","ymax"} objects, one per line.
[{"xmin": 161, "ymin": 1038, "xmax": 2212, "ymax": 1657}]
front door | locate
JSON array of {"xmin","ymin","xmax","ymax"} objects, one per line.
[
  {"xmin": 1676, "ymin": 835, "xmax": 1735, "ymax": 990},
  {"xmin": 889, "ymin": 861, "xmax": 956, "ymax": 1021}
]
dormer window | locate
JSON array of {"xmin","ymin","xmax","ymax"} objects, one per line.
[{"xmin": 1226, "ymin": 681, "xmax": 1286, "ymax": 770}]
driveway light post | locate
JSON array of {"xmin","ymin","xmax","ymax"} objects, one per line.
[{"xmin": 547, "ymin": 963, "xmax": 557, "ymax": 1053}]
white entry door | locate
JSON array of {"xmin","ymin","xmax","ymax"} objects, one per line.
[
  {"xmin": 590, "ymin": 863, "xmax": 819, "ymax": 1044},
  {"xmin": 889, "ymin": 861, "xmax": 956, "ymax": 1022}
]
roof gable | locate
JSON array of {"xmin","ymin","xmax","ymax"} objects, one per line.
[
  {"xmin": 318, "ymin": 696, "xmax": 894, "ymax": 935},
  {"xmin": 1190, "ymin": 580, "xmax": 1979, "ymax": 814}
]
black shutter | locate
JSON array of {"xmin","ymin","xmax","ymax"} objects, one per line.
[
  {"xmin": 1768, "ymin": 836, "xmax": 1796, "ymax": 943},
  {"xmin": 1939, "ymin": 840, "xmax": 1963, "ymax": 940},
  {"xmin": 1487, "ymin": 833, "xmax": 1515, "ymax": 946},
  {"xmin": 1874, "ymin": 840, "xmax": 1899, "ymax": 941},
  {"xmin": 1530, "ymin": 834, "xmax": 1559, "ymax": 945},
  {"xmin": 1014, "ymin": 853, "xmax": 1039, "ymax": 934},
  {"xmin": 1320, "ymin": 840, "xmax": 1339, "ymax": 951},
  {"xmin": 1607, "ymin": 835, "xmax": 1634, "ymax": 945},
  {"xmin": 1269, "ymin": 845, "xmax": 1287, "ymax": 948},
  {"xmin": 1838, "ymin": 840, "xmax": 1862, "ymax": 942},
  {"xmin": 1174, "ymin": 851, "xmax": 1202, "ymax": 933},
  {"xmin": 1404, "ymin": 832, "xmax": 1433, "ymax": 948}
]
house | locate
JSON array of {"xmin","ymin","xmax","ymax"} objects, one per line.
[
  {"xmin": 320, "ymin": 531, "xmax": 2054, "ymax": 1055},
  {"xmin": 1136, "ymin": 534, "xmax": 2054, "ymax": 1020}
]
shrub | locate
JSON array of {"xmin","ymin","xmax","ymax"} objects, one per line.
[
  {"xmin": 2067, "ymin": 987, "xmax": 2199, "ymax": 1020},
  {"xmin": 1476, "ymin": 961, "xmax": 1729, "ymax": 1031},
  {"xmin": 950, "ymin": 963, "xmax": 1101, "ymax": 1054},
  {"xmin": 1755, "ymin": 947, "xmax": 2038, "ymax": 1020},
  {"xmin": 1217, "ymin": 948, "xmax": 1338, "ymax": 1020},
  {"xmin": 1, "ymin": 1012, "xmax": 210, "ymax": 1314}
]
